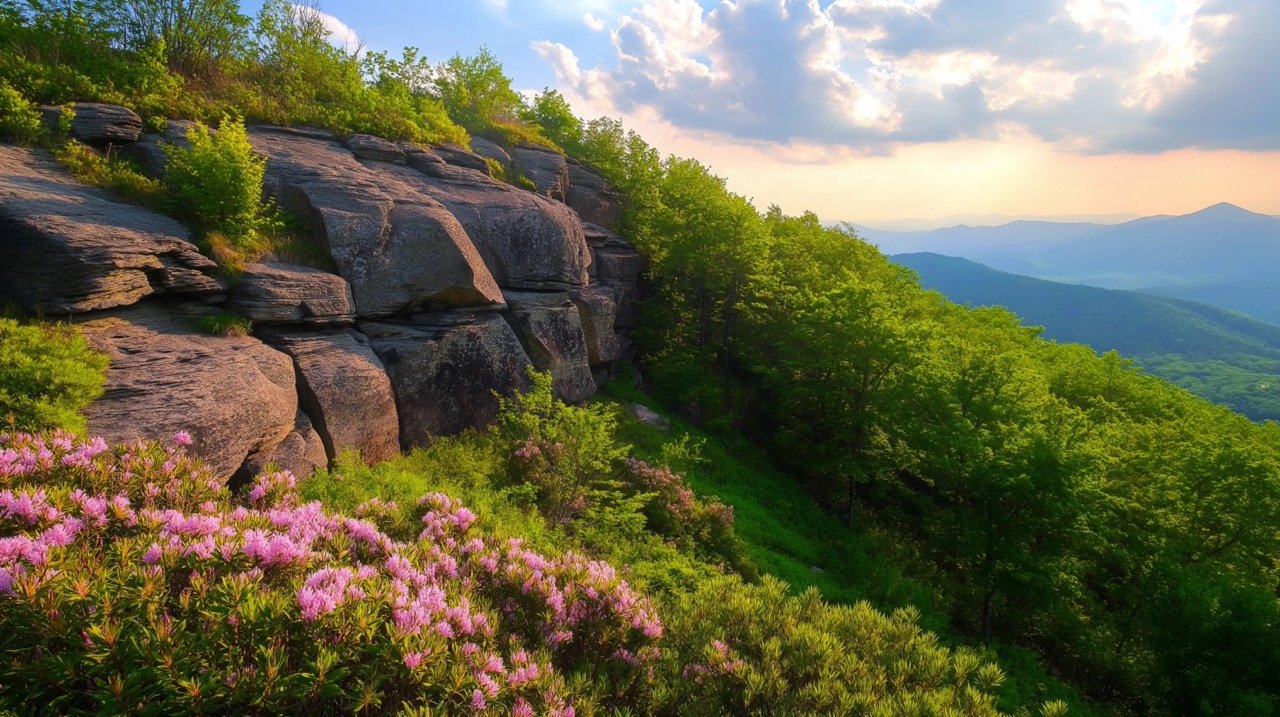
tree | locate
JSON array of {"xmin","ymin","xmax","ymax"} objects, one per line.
[
  {"xmin": 432, "ymin": 46, "xmax": 525, "ymax": 140},
  {"xmin": 641, "ymin": 158, "xmax": 771, "ymax": 422},
  {"xmin": 98, "ymin": 0, "xmax": 249, "ymax": 77},
  {"xmin": 522, "ymin": 88, "xmax": 583, "ymax": 154},
  {"xmin": 748, "ymin": 212, "xmax": 934, "ymax": 523},
  {"xmin": 893, "ymin": 307, "xmax": 1082, "ymax": 639}
]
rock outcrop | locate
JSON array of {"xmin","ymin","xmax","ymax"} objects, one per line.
[
  {"xmin": 250, "ymin": 127, "xmax": 504, "ymax": 317},
  {"xmin": 584, "ymin": 223, "xmax": 645, "ymax": 330},
  {"xmin": 124, "ymin": 119, "xmax": 196, "ymax": 177},
  {"xmin": 468, "ymin": 137, "xmax": 511, "ymax": 169},
  {"xmin": 4, "ymin": 118, "xmax": 644, "ymax": 483},
  {"xmin": 509, "ymin": 146, "xmax": 569, "ymax": 202},
  {"xmin": 432, "ymin": 144, "xmax": 492, "ymax": 174},
  {"xmin": 41, "ymin": 102, "xmax": 142, "ymax": 144},
  {"xmin": 0, "ymin": 146, "xmax": 223, "ymax": 314},
  {"xmin": 362, "ymin": 313, "xmax": 533, "ymax": 445},
  {"xmin": 229, "ymin": 261, "xmax": 356, "ymax": 327},
  {"xmin": 78, "ymin": 304, "xmax": 298, "ymax": 481},
  {"xmin": 263, "ymin": 329, "xmax": 401, "ymax": 464},
  {"xmin": 343, "ymin": 133, "xmax": 405, "ymax": 163},
  {"xmin": 238, "ymin": 411, "xmax": 329, "ymax": 484},
  {"xmin": 566, "ymin": 161, "xmax": 622, "ymax": 228},
  {"xmin": 570, "ymin": 285, "xmax": 622, "ymax": 366},
  {"xmin": 391, "ymin": 159, "xmax": 591, "ymax": 291},
  {"xmin": 502, "ymin": 291, "xmax": 596, "ymax": 403}
]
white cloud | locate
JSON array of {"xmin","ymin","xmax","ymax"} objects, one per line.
[
  {"xmin": 292, "ymin": 4, "xmax": 361, "ymax": 55},
  {"xmin": 583, "ymin": 12, "xmax": 606, "ymax": 31},
  {"xmin": 533, "ymin": 0, "xmax": 1276, "ymax": 153}
]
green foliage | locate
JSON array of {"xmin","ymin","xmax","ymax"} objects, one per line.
[
  {"xmin": 495, "ymin": 372, "xmax": 752, "ymax": 593},
  {"xmin": 653, "ymin": 575, "xmax": 1044, "ymax": 717},
  {"xmin": 581, "ymin": 101, "xmax": 1280, "ymax": 713},
  {"xmin": 898, "ymin": 251, "xmax": 1280, "ymax": 420},
  {"xmin": 523, "ymin": 89, "xmax": 582, "ymax": 155},
  {"xmin": 0, "ymin": 0, "xmax": 183, "ymax": 112},
  {"xmin": 98, "ymin": 0, "xmax": 249, "ymax": 77},
  {"xmin": 0, "ymin": 79, "xmax": 43, "ymax": 144},
  {"xmin": 498, "ymin": 372, "xmax": 629, "ymax": 524},
  {"xmin": 194, "ymin": 310, "xmax": 251, "ymax": 337},
  {"xmin": 0, "ymin": 432, "xmax": 657, "ymax": 715},
  {"xmin": 432, "ymin": 47, "xmax": 546, "ymax": 146},
  {"xmin": 246, "ymin": 6, "xmax": 466, "ymax": 144},
  {"xmin": 53, "ymin": 140, "xmax": 162, "ymax": 202},
  {"xmin": 0, "ymin": 318, "xmax": 106, "ymax": 432},
  {"xmin": 162, "ymin": 116, "xmax": 278, "ymax": 260}
]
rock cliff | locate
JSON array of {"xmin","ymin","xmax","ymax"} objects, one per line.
[{"xmin": 0, "ymin": 113, "xmax": 644, "ymax": 482}]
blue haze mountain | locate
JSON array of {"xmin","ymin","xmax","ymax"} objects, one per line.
[
  {"xmin": 862, "ymin": 203, "xmax": 1280, "ymax": 325},
  {"xmin": 894, "ymin": 252, "xmax": 1280, "ymax": 420}
]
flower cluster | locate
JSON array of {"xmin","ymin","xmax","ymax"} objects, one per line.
[
  {"xmin": 681, "ymin": 638, "xmax": 746, "ymax": 684},
  {"xmin": 621, "ymin": 457, "xmax": 741, "ymax": 567},
  {"xmin": 0, "ymin": 430, "xmax": 662, "ymax": 714}
]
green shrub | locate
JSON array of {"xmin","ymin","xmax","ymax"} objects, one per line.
[
  {"xmin": 0, "ymin": 318, "xmax": 107, "ymax": 433},
  {"xmin": 498, "ymin": 372, "xmax": 630, "ymax": 526},
  {"xmin": 651, "ymin": 575, "xmax": 1058, "ymax": 717},
  {"xmin": 0, "ymin": 79, "xmax": 43, "ymax": 145},
  {"xmin": 496, "ymin": 373, "xmax": 756, "ymax": 589},
  {"xmin": 162, "ymin": 116, "xmax": 279, "ymax": 259}
]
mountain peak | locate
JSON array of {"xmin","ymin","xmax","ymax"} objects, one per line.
[{"xmin": 1185, "ymin": 202, "xmax": 1271, "ymax": 221}]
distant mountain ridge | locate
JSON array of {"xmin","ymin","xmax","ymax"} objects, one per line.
[
  {"xmin": 864, "ymin": 203, "xmax": 1280, "ymax": 325},
  {"xmin": 895, "ymin": 252, "xmax": 1280, "ymax": 421}
]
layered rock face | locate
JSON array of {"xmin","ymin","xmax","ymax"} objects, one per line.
[
  {"xmin": 0, "ymin": 146, "xmax": 223, "ymax": 314},
  {"xmin": 78, "ymin": 304, "xmax": 298, "ymax": 481},
  {"xmin": 1, "ymin": 108, "xmax": 644, "ymax": 482}
]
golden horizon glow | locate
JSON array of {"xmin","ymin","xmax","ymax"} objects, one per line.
[{"xmin": 568, "ymin": 98, "xmax": 1280, "ymax": 224}]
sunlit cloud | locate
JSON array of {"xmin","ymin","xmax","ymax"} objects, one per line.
[
  {"xmin": 534, "ymin": 0, "xmax": 1278, "ymax": 154},
  {"xmin": 292, "ymin": 5, "xmax": 362, "ymax": 55}
]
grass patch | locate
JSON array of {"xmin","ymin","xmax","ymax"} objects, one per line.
[
  {"xmin": 194, "ymin": 310, "xmax": 251, "ymax": 337},
  {"xmin": 52, "ymin": 141, "xmax": 162, "ymax": 204}
]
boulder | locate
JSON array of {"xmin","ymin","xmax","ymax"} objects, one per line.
[
  {"xmin": 502, "ymin": 291, "xmax": 595, "ymax": 403},
  {"xmin": 630, "ymin": 403, "xmax": 671, "ymax": 432},
  {"xmin": 0, "ymin": 146, "xmax": 222, "ymax": 314},
  {"xmin": 393, "ymin": 160, "xmax": 591, "ymax": 291},
  {"xmin": 584, "ymin": 223, "xmax": 645, "ymax": 329},
  {"xmin": 124, "ymin": 119, "xmax": 197, "ymax": 177},
  {"xmin": 237, "ymin": 411, "xmax": 329, "ymax": 484},
  {"xmin": 570, "ymin": 285, "xmax": 622, "ymax": 366},
  {"xmin": 432, "ymin": 143, "xmax": 492, "ymax": 174},
  {"xmin": 586, "ymin": 224, "xmax": 646, "ymax": 282},
  {"xmin": 468, "ymin": 137, "xmax": 512, "ymax": 168},
  {"xmin": 343, "ymin": 133, "xmax": 405, "ymax": 163},
  {"xmin": 249, "ymin": 127, "xmax": 504, "ymax": 317},
  {"xmin": 41, "ymin": 102, "xmax": 142, "ymax": 144},
  {"xmin": 509, "ymin": 146, "xmax": 569, "ymax": 201},
  {"xmin": 361, "ymin": 313, "xmax": 533, "ymax": 445},
  {"xmin": 229, "ymin": 261, "xmax": 355, "ymax": 327},
  {"xmin": 263, "ymin": 329, "xmax": 400, "ymax": 464},
  {"xmin": 566, "ymin": 162, "xmax": 622, "ymax": 228},
  {"xmin": 78, "ymin": 303, "xmax": 298, "ymax": 482}
]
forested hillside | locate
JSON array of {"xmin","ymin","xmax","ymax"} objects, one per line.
[
  {"xmin": 1, "ymin": 2, "xmax": 1278, "ymax": 716},
  {"xmin": 896, "ymin": 252, "xmax": 1280, "ymax": 421}
]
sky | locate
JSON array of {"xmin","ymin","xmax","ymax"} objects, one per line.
[{"xmin": 244, "ymin": 0, "xmax": 1280, "ymax": 227}]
